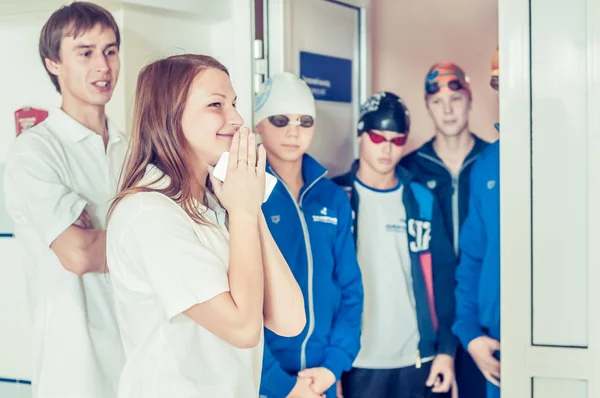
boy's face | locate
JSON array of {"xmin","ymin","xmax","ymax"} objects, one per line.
[
  {"xmin": 256, "ymin": 113, "xmax": 315, "ymax": 164},
  {"xmin": 426, "ymin": 89, "xmax": 471, "ymax": 137},
  {"xmin": 46, "ymin": 24, "xmax": 120, "ymax": 107},
  {"xmin": 359, "ymin": 130, "xmax": 407, "ymax": 175}
]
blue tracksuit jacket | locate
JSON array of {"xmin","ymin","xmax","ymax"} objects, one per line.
[
  {"xmin": 452, "ymin": 140, "xmax": 501, "ymax": 398},
  {"xmin": 259, "ymin": 155, "xmax": 363, "ymax": 398}
]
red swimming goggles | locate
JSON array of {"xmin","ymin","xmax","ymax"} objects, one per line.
[{"xmin": 366, "ymin": 130, "xmax": 407, "ymax": 147}]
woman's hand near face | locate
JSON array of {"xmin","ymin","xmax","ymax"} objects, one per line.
[
  {"xmin": 211, "ymin": 127, "xmax": 266, "ymax": 219},
  {"xmin": 189, "ymin": 128, "xmax": 266, "ymax": 350}
]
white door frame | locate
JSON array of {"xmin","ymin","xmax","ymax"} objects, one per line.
[
  {"xmin": 500, "ymin": 0, "xmax": 600, "ymax": 395},
  {"xmin": 264, "ymin": 0, "xmax": 371, "ymax": 107}
]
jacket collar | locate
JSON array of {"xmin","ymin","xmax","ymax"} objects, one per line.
[
  {"xmin": 416, "ymin": 133, "xmax": 488, "ymax": 164},
  {"xmin": 267, "ymin": 153, "xmax": 328, "ymax": 190},
  {"xmin": 48, "ymin": 108, "xmax": 123, "ymax": 144},
  {"xmin": 336, "ymin": 159, "xmax": 414, "ymax": 188}
]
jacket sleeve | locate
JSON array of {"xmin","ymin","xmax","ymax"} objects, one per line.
[
  {"xmin": 430, "ymin": 196, "xmax": 459, "ymax": 357},
  {"xmin": 260, "ymin": 341, "xmax": 297, "ymax": 398},
  {"xmin": 452, "ymin": 164, "xmax": 487, "ymax": 349},
  {"xmin": 321, "ymin": 193, "xmax": 364, "ymax": 380}
]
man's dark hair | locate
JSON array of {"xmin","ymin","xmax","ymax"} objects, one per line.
[{"xmin": 39, "ymin": 2, "xmax": 121, "ymax": 93}]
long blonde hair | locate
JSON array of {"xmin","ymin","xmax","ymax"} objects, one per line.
[{"xmin": 108, "ymin": 54, "xmax": 229, "ymax": 224}]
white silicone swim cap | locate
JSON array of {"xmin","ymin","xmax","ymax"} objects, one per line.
[{"xmin": 254, "ymin": 72, "xmax": 316, "ymax": 125}]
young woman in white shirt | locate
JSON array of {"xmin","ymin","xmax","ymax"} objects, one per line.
[{"xmin": 105, "ymin": 54, "xmax": 305, "ymax": 398}]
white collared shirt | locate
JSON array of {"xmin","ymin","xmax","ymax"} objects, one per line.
[
  {"xmin": 106, "ymin": 164, "xmax": 263, "ymax": 398},
  {"xmin": 4, "ymin": 108, "xmax": 128, "ymax": 398}
]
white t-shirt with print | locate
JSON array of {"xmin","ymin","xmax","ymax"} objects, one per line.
[
  {"xmin": 4, "ymin": 108, "xmax": 127, "ymax": 398},
  {"xmin": 353, "ymin": 179, "xmax": 425, "ymax": 369},
  {"xmin": 106, "ymin": 164, "xmax": 264, "ymax": 398}
]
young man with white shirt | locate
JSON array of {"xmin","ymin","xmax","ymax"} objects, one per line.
[
  {"xmin": 334, "ymin": 92, "xmax": 457, "ymax": 398},
  {"xmin": 4, "ymin": 3, "xmax": 126, "ymax": 397}
]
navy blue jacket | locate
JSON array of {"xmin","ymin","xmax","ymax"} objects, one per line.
[
  {"xmin": 260, "ymin": 155, "xmax": 363, "ymax": 398},
  {"xmin": 452, "ymin": 140, "xmax": 501, "ymax": 347},
  {"xmin": 333, "ymin": 161, "xmax": 458, "ymax": 360},
  {"xmin": 401, "ymin": 135, "xmax": 489, "ymax": 255}
]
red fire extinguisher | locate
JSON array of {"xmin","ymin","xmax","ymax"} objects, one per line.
[{"xmin": 14, "ymin": 107, "xmax": 49, "ymax": 137}]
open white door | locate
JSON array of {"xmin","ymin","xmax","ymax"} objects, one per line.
[
  {"xmin": 501, "ymin": 0, "xmax": 600, "ymax": 396},
  {"xmin": 259, "ymin": 0, "xmax": 369, "ymax": 177}
]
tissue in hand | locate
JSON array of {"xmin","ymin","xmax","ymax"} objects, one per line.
[{"xmin": 212, "ymin": 151, "xmax": 277, "ymax": 203}]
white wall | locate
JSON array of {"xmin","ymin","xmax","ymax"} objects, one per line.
[
  {"xmin": 119, "ymin": 5, "xmax": 213, "ymax": 131},
  {"xmin": 370, "ymin": 0, "xmax": 499, "ymax": 152},
  {"xmin": 0, "ymin": 19, "xmax": 62, "ymax": 384},
  {"xmin": 119, "ymin": 2, "xmax": 254, "ymax": 130},
  {"xmin": 0, "ymin": 0, "xmax": 253, "ymax": 388}
]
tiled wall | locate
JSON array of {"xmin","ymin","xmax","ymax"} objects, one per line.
[{"xmin": 0, "ymin": 379, "xmax": 31, "ymax": 398}]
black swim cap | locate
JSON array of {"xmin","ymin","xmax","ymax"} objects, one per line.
[{"xmin": 357, "ymin": 92, "xmax": 410, "ymax": 135}]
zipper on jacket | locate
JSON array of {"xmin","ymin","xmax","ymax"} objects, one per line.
[
  {"xmin": 416, "ymin": 152, "xmax": 478, "ymax": 255},
  {"xmin": 271, "ymin": 168, "xmax": 326, "ymax": 370},
  {"xmin": 451, "ymin": 176, "xmax": 459, "ymax": 255}
]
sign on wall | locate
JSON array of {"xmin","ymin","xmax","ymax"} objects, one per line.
[
  {"xmin": 299, "ymin": 51, "xmax": 352, "ymax": 103},
  {"xmin": 14, "ymin": 107, "xmax": 48, "ymax": 137}
]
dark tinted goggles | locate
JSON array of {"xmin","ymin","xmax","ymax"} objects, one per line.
[
  {"xmin": 268, "ymin": 115, "xmax": 315, "ymax": 128},
  {"xmin": 425, "ymin": 79, "xmax": 464, "ymax": 95}
]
